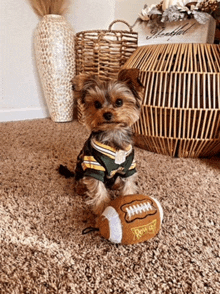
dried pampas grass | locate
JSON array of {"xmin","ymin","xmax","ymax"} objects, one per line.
[{"xmin": 28, "ymin": 0, "xmax": 70, "ymax": 17}]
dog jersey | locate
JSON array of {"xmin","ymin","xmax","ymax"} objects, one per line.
[{"xmin": 75, "ymin": 136, "xmax": 136, "ymax": 186}]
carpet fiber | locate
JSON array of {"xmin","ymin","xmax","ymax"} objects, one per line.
[{"xmin": 0, "ymin": 118, "xmax": 219, "ymax": 294}]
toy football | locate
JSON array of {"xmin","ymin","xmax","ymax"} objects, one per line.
[{"xmin": 96, "ymin": 194, "xmax": 163, "ymax": 245}]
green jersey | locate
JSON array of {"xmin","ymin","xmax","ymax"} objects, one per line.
[{"xmin": 75, "ymin": 136, "xmax": 137, "ymax": 187}]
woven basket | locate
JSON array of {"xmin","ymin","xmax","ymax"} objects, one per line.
[
  {"xmin": 74, "ymin": 20, "xmax": 138, "ymax": 123},
  {"xmin": 122, "ymin": 43, "xmax": 220, "ymax": 158}
]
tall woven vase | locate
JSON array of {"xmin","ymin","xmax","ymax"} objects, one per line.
[{"xmin": 34, "ymin": 15, "xmax": 75, "ymax": 122}]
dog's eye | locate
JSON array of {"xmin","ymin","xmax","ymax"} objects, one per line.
[
  {"xmin": 115, "ymin": 99, "xmax": 123, "ymax": 107},
  {"xmin": 94, "ymin": 101, "xmax": 102, "ymax": 109}
]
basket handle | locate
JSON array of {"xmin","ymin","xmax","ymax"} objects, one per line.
[{"xmin": 108, "ymin": 20, "xmax": 133, "ymax": 32}]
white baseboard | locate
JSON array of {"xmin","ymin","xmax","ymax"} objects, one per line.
[{"xmin": 0, "ymin": 107, "xmax": 49, "ymax": 122}]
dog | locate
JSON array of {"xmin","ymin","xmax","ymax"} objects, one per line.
[{"xmin": 61, "ymin": 69, "xmax": 143, "ymax": 215}]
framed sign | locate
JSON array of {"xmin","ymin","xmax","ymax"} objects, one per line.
[{"xmin": 136, "ymin": 15, "xmax": 216, "ymax": 46}]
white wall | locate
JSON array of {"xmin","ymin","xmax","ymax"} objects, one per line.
[
  {"xmin": 69, "ymin": 0, "xmax": 116, "ymax": 32},
  {"xmin": 0, "ymin": 0, "xmax": 148, "ymax": 122},
  {"xmin": 0, "ymin": 0, "xmax": 48, "ymax": 122},
  {"xmin": 114, "ymin": 0, "xmax": 147, "ymax": 28}
]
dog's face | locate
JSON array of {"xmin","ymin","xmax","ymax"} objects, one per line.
[{"xmin": 73, "ymin": 69, "xmax": 143, "ymax": 132}]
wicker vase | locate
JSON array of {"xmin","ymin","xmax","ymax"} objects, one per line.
[{"xmin": 34, "ymin": 15, "xmax": 75, "ymax": 122}]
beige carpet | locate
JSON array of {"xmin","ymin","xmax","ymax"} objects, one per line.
[{"xmin": 0, "ymin": 118, "xmax": 219, "ymax": 294}]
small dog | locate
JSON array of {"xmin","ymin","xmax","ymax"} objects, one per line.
[{"xmin": 64, "ymin": 69, "xmax": 143, "ymax": 215}]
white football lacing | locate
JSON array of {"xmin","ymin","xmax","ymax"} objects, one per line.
[{"xmin": 126, "ymin": 202, "xmax": 153, "ymax": 218}]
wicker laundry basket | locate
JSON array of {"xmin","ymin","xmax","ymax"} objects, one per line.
[
  {"xmin": 74, "ymin": 20, "xmax": 138, "ymax": 123},
  {"xmin": 122, "ymin": 43, "xmax": 220, "ymax": 158}
]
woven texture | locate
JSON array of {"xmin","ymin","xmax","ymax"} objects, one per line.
[
  {"xmin": 34, "ymin": 15, "xmax": 75, "ymax": 122},
  {"xmin": 123, "ymin": 43, "xmax": 220, "ymax": 158},
  {"xmin": 74, "ymin": 20, "xmax": 138, "ymax": 123}
]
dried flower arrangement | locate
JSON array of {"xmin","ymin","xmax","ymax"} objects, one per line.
[
  {"xmin": 134, "ymin": 0, "xmax": 220, "ymax": 33},
  {"xmin": 28, "ymin": 0, "xmax": 69, "ymax": 17}
]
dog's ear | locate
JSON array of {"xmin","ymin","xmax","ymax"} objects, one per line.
[
  {"xmin": 118, "ymin": 69, "xmax": 143, "ymax": 107},
  {"xmin": 72, "ymin": 74, "xmax": 100, "ymax": 104},
  {"xmin": 72, "ymin": 74, "xmax": 92, "ymax": 92},
  {"xmin": 118, "ymin": 69, "xmax": 143, "ymax": 92}
]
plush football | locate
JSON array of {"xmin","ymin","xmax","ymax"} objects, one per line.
[{"xmin": 97, "ymin": 194, "xmax": 163, "ymax": 245}]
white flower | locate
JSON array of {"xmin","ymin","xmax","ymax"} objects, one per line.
[
  {"xmin": 161, "ymin": 5, "xmax": 187, "ymax": 22},
  {"xmin": 162, "ymin": 0, "xmax": 197, "ymax": 11},
  {"xmin": 139, "ymin": 7, "xmax": 151, "ymax": 21},
  {"xmin": 139, "ymin": 4, "xmax": 162, "ymax": 21}
]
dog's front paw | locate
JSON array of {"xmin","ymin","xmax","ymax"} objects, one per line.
[
  {"xmin": 83, "ymin": 177, "xmax": 110, "ymax": 215},
  {"xmin": 121, "ymin": 173, "xmax": 139, "ymax": 196}
]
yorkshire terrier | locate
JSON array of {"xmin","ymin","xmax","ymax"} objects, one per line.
[{"xmin": 61, "ymin": 69, "xmax": 143, "ymax": 215}]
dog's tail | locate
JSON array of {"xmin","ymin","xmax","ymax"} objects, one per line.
[{"xmin": 58, "ymin": 165, "xmax": 75, "ymax": 178}]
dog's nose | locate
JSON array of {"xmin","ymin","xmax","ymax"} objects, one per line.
[{"xmin": 103, "ymin": 112, "xmax": 112, "ymax": 121}]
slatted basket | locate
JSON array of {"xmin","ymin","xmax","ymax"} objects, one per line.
[
  {"xmin": 122, "ymin": 43, "xmax": 220, "ymax": 158},
  {"xmin": 74, "ymin": 20, "xmax": 138, "ymax": 123}
]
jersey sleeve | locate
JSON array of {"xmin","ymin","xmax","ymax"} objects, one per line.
[
  {"xmin": 82, "ymin": 155, "xmax": 106, "ymax": 182},
  {"xmin": 75, "ymin": 138, "xmax": 106, "ymax": 182}
]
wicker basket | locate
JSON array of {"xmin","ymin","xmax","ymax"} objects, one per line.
[
  {"xmin": 122, "ymin": 43, "xmax": 220, "ymax": 158},
  {"xmin": 74, "ymin": 20, "xmax": 138, "ymax": 123}
]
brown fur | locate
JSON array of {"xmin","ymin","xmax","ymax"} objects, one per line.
[
  {"xmin": 72, "ymin": 69, "xmax": 143, "ymax": 215},
  {"xmin": 73, "ymin": 69, "xmax": 143, "ymax": 150}
]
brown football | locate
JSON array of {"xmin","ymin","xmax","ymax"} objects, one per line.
[{"xmin": 97, "ymin": 194, "xmax": 163, "ymax": 245}]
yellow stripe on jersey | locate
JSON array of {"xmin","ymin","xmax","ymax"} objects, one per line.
[
  {"xmin": 129, "ymin": 160, "xmax": 136, "ymax": 170},
  {"xmin": 97, "ymin": 151, "xmax": 115, "ymax": 160},
  {"xmin": 92, "ymin": 139, "xmax": 133, "ymax": 161},
  {"xmin": 82, "ymin": 155, "xmax": 105, "ymax": 172},
  {"xmin": 109, "ymin": 166, "xmax": 125, "ymax": 178},
  {"xmin": 82, "ymin": 162, "xmax": 105, "ymax": 171},
  {"xmin": 93, "ymin": 139, "xmax": 116, "ymax": 153},
  {"xmin": 83, "ymin": 155, "xmax": 97, "ymax": 162},
  {"xmin": 93, "ymin": 139, "xmax": 132, "ymax": 153},
  {"xmin": 91, "ymin": 140, "xmax": 115, "ymax": 160}
]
